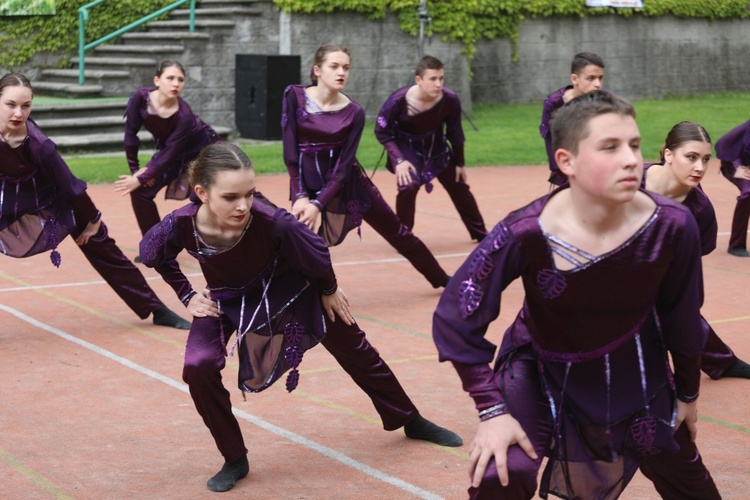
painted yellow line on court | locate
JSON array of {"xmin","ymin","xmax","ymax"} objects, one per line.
[
  {"xmin": 710, "ymin": 314, "xmax": 750, "ymax": 324},
  {"xmin": 0, "ymin": 271, "xmax": 183, "ymax": 348},
  {"xmin": 0, "ymin": 446, "xmax": 73, "ymax": 499}
]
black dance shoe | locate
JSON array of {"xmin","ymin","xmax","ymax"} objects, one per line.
[
  {"xmin": 207, "ymin": 456, "xmax": 249, "ymax": 492},
  {"xmin": 152, "ymin": 305, "xmax": 191, "ymax": 330},
  {"xmin": 404, "ymin": 414, "xmax": 463, "ymax": 447},
  {"xmin": 728, "ymin": 248, "xmax": 750, "ymax": 257}
]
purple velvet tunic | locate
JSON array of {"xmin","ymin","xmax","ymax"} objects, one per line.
[
  {"xmin": 0, "ymin": 119, "xmax": 98, "ymax": 266},
  {"xmin": 374, "ymin": 86, "xmax": 465, "ymax": 191},
  {"xmin": 139, "ymin": 195, "xmax": 337, "ymax": 393},
  {"xmin": 539, "ymin": 86, "xmax": 569, "ymax": 185},
  {"xmin": 281, "ymin": 84, "xmax": 372, "ymax": 246},
  {"xmin": 433, "ymin": 189, "xmax": 705, "ymax": 498},
  {"xmin": 124, "ymin": 87, "xmax": 221, "ymax": 200}
]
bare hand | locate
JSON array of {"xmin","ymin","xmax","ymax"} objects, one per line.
[
  {"xmin": 187, "ymin": 289, "xmax": 220, "ymax": 318},
  {"xmin": 455, "ymin": 165, "xmax": 467, "ymax": 184},
  {"xmin": 115, "ymin": 168, "xmax": 154, "ymax": 195},
  {"xmin": 321, "ymin": 287, "xmax": 354, "ymax": 325},
  {"xmin": 75, "ymin": 220, "xmax": 102, "ymax": 246},
  {"xmin": 469, "ymin": 414, "xmax": 538, "ymax": 488},
  {"xmin": 674, "ymin": 399, "xmax": 699, "ymax": 442},
  {"xmin": 734, "ymin": 166, "xmax": 750, "ymax": 181},
  {"xmin": 297, "ymin": 203, "xmax": 321, "ymax": 232},
  {"xmin": 396, "ymin": 160, "xmax": 416, "ymax": 187},
  {"xmin": 291, "ymin": 197, "xmax": 310, "ymax": 218}
]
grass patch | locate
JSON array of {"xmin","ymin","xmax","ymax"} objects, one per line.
[{"xmin": 65, "ymin": 91, "xmax": 750, "ymax": 184}]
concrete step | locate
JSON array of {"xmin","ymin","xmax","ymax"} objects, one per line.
[
  {"xmin": 35, "ymin": 115, "xmax": 127, "ymax": 136},
  {"xmin": 146, "ymin": 19, "xmax": 235, "ymax": 30},
  {"xmin": 32, "ymin": 100, "xmax": 128, "ymax": 120},
  {"xmin": 33, "ymin": 81, "xmax": 104, "ymax": 98},
  {"xmin": 71, "ymin": 56, "xmax": 158, "ymax": 67},
  {"xmin": 41, "ymin": 69, "xmax": 131, "ymax": 88},
  {"xmin": 121, "ymin": 31, "xmax": 210, "ymax": 42},
  {"xmin": 172, "ymin": 7, "xmax": 261, "ymax": 16},
  {"xmin": 93, "ymin": 44, "xmax": 185, "ymax": 55},
  {"xmin": 49, "ymin": 126, "xmax": 233, "ymax": 153}
]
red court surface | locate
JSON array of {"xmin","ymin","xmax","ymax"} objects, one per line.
[{"xmin": 0, "ymin": 162, "xmax": 748, "ymax": 499}]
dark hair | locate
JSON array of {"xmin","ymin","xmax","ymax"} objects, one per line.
[
  {"xmin": 659, "ymin": 121, "xmax": 712, "ymax": 162},
  {"xmin": 188, "ymin": 143, "xmax": 253, "ymax": 190},
  {"xmin": 551, "ymin": 90, "xmax": 635, "ymax": 154},
  {"xmin": 310, "ymin": 44, "xmax": 350, "ymax": 84},
  {"xmin": 155, "ymin": 60, "xmax": 185, "ymax": 78},
  {"xmin": 571, "ymin": 52, "xmax": 605, "ymax": 75},
  {"xmin": 415, "ymin": 55, "xmax": 444, "ymax": 78},
  {"xmin": 0, "ymin": 73, "xmax": 33, "ymax": 98}
]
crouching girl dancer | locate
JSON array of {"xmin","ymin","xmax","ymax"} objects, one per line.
[{"xmin": 140, "ymin": 143, "xmax": 461, "ymax": 492}]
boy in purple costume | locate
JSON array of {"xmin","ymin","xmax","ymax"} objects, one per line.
[
  {"xmin": 540, "ymin": 52, "xmax": 606, "ymax": 186},
  {"xmin": 0, "ymin": 73, "xmax": 188, "ymax": 330},
  {"xmin": 434, "ymin": 92, "xmax": 719, "ymax": 498},
  {"xmin": 115, "ymin": 61, "xmax": 221, "ymax": 239},
  {"xmin": 643, "ymin": 121, "xmax": 750, "ymax": 382},
  {"xmin": 714, "ymin": 118, "xmax": 750, "ymax": 257},
  {"xmin": 374, "ymin": 55, "xmax": 487, "ymax": 241},
  {"xmin": 281, "ymin": 45, "xmax": 449, "ymax": 288},
  {"xmin": 140, "ymin": 142, "xmax": 461, "ymax": 493}
]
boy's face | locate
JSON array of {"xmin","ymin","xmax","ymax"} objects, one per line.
[
  {"xmin": 571, "ymin": 64, "xmax": 604, "ymax": 95},
  {"xmin": 558, "ymin": 112, "xmax": 643, "ymax": 203},
  {"xmin": 415, "ymin": 68, "xmax": 445, "ymax": 98}
]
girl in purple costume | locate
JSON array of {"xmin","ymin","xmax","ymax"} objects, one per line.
[
  {"xmin": 374, "ymin": 55, "xmax": 487, "ymax": 241},
  {"xmin": 282, "ymin": 44, "xmax": 449, "ymax": 288},
  {"xmin": 139, "ymin": 142, "xmax": 461, "ymax": 493},
  {"xmin": 0, "ymin": 73, "xmax": 188, "ymax": 330},
  {"xmin": 115, "ymin": 60, "xmax": 221, "ymax": 239},
  {"xmin": 714, "ymin": 118, "xmax": 750, "ymax": 257},
  {"xmin": 433, "ymin": 92, "xmax": 719, "ymax": 498},
  {"xmin": 643, "ymin": 121, "xmax": 750, "ymax": 381}
]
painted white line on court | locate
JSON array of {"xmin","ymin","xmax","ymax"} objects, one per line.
[
  {"xmin": 334, "ymin": 252, "xmax": 471, "ymax": 266},
  {"xmin": 0, "ymin": 303, "xmax": 443, "ymax": 500}
]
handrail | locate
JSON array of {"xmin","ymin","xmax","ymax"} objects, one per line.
[{"xmin": 78, "ymin": 0, "xmax": 196, "ymax": 85}]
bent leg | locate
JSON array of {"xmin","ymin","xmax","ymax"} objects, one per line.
[
  {"xmin": 320, "ymin": 318, "xmax": 418, "ymax": 430},
  {"xmin": 639, "ymin": 423, "xmax": 720, "ymax": 500},
  {"xmin": 469, "ymin": 353, "xmax": 552, "ymax": 499},
  {"xmin": 727, "ymin": 175, "xmax": 750, "ymax": 252},
  {"xmin": 437, "ymin": 164, "xmax": 488, "ymax": 241},
  {"xmin": 75, "ymin": 222, "xmax": 162, "ymax": 318},
  {"xmin": 129, "ymin": 178, "xmax": 168, "ymax": 237},
  {"xmin": 183, "ymin": 315, "xmax": 248, "ymax": 462},
  {"xmin": 700, "ymin": 319, "xmax": 738, "ymax": 379},
  {"xmin": 362, "ymin": 181, "xmax": 448, "ymax": 288},
  {"xmin": 395, "ymin": 181, "xmax": 420, "ymax": 231}
]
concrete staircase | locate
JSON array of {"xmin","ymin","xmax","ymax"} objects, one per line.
[{"xmin": 31, "ymin": 0, "xmax": 268, "ymax": 152}]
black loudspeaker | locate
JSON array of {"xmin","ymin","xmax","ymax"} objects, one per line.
[{"xmin": 235, "ymin": 54, "xmax": 301, "ymax": 140}]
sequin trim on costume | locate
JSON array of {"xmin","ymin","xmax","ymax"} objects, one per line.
[
  {"xmin": 140, "ymin": 213, "xmax": 174, "ymax": 265},
  {"xmin": 536, "ymin": 268, "xmax": 567, "ymax": 300},
  {"xmin": 284, "ymin": 322, "xmax": 305, "ymax": 392},
  {"xmin": 457, "ymin": 223, "xmax": 509, "ymax": 318},
  {"xmin": 46, "ymin": 216, "xmax": 61, "ymax": 267}
]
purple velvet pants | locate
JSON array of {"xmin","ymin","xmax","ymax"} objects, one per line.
[
  {"xmin": 129, "ymin": 176, "xmax": 172, "ymax": 237},
  {"xmin": 362, "ymin": 179, "xmax": 448, "ymax": 288},
  {"xmin": 700, "ymin": 318, "xmax": 737, "ymax": 379},
  {"xmin": 74, "ymin": 221, "xmax": 162, "ymax": 319},
  {"xmin": 395, "ymin": 163, "xmax": 488, "ymax": 241},
  {"xmin": 720, "ymin": 161, "xmax": 750, "ymax": 251},
  {"xmin": 182, "ymin": 314, "xmax": 419, "ymax": 463},
  {"xmin": 468, "ymin": 352, "xmax": 719, "ymax": 499}
]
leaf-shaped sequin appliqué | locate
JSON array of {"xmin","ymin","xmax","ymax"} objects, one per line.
[
  {"xmin": 630, "ymin": 416, "xmax": 659, "ymax": 455},
  {"xmin": 468, "ymin": 247, "xmax": 494, "ymax": 281},
  {"xmin": 537, "ymin": 269, "xmax": 567, "ymax": 300},
  {"xmin": 458, "ymin": 279, "xmax": 484, "ymax": 319}
]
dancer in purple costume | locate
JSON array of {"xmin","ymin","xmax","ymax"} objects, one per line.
[
  {"xmin": 140, "ymin": 142, "xmax": 461, "ymax": 493},
  {"xmin": 115, "ymin": 61, "xmax": 221, "ymax": 243},
  {"xmin": 0, "ymin": 73, "xmax": 188, "ymax": 330},
  {"xmin": 282, "ymin": 44, "xmax": 449, "ymax": 288},
  {"xmin": 374, "ymin": 55, "xmax": 487, "ymax": 241},
  {"xmin": 643, "ymin": 121, "xmax": 750, "ymax": 382},
  {"xmin": 433, "ymin": 92, "xmax": 719, "ymax": 498},
  {"xmin": 714, "ymin": 118, "xmax": 750, "ymax": 257},
  {"xmin": 540, "ymin": 52, "xmax": 605, "ymax": 186}
]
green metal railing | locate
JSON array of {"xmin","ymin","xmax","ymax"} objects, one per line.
[{"xmin": 78, "ymin": 0, "xmax": 196, "ymax": 85}]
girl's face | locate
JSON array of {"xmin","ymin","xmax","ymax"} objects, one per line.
[
  {"xmin": 153, "ymin": 66, "xmax": 185, "ymax": 99},
  {"xmin": 663, "ymin": 140, "xmax": 712, "ymax": 190},
  {"xmin": 197, "ymin": 168, "xmax": 256, "ymax": 229},
  {"xmin": 0, "ymin": 85, "xmax": 32, "ymax": 134},
  {"xmin": 313, "ymin": 51, "xmax": 350, "ymax": 92}
]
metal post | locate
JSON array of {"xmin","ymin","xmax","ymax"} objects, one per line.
[
  {"xmin": 418, "ymin": 0, "xmax": 428, "ymax": 59},
  {"xmin": 78, "ymin": 7, "xmax": 88, "ymax": 85},
  {"xmin": 189, "ymin": 0, "xmax": 195, "ymax": 32}
]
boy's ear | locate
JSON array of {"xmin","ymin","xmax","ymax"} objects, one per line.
[
  {"xmin": 569, "ymin": 72, "xmax": 578, "ymax": 87},
  {"xmin": 556, "ymin": 148, "xmax": 575, "ymax": 177}
]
